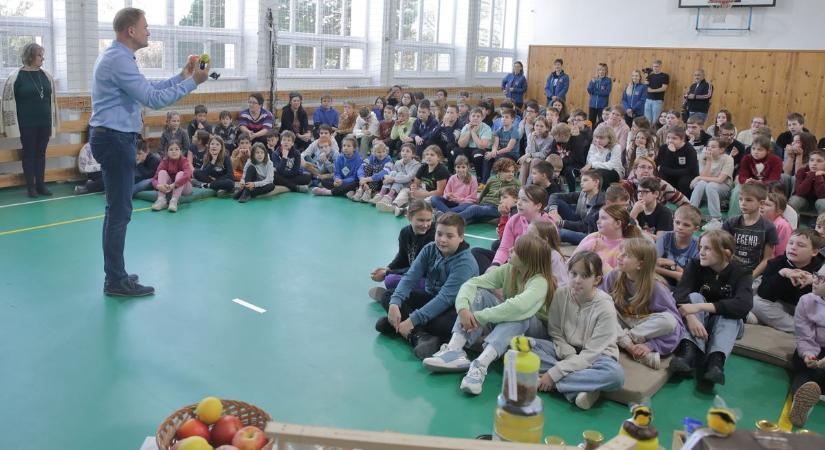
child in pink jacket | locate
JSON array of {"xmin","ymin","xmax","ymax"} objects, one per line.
[{"xmin": 430, "ymin": 155, "xmax": 478, "ymax": 212}]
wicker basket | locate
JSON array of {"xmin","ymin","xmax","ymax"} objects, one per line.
[{"xmin": 156, "ymin": 399, "xmax": 274, "ymax": 450}]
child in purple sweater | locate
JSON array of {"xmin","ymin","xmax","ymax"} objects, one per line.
[
  {"xmin": 603, "ymin": 238, "xmax": 684, "ymax": 369},
  {"xmin": 788, "ymin": 264, "xmax": 825, "ymax": 428}
]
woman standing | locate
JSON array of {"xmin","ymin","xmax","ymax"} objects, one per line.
[
  {"xmin": 1, "ymin": 43, "xmax": 60, "ymax": 197},
  {"xmin": 501, "ymin": 61, "xmax": 527, "ymax": 110}
]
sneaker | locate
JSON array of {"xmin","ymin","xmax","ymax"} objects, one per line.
[
  {"xmin": 702, "ymin": 218, "xmax": 723, "ymax": 231},
  {"xmin": 296, "ymin": 185, "xmax": 309, "ymax": 193},
  {"xmin": 359, "ymin": 189, "xmax": 373, "ymax": 202},
  {"xmin": 617, "ymin": 334, "xmax": 634, "ymax": 350},
  {"xmin": 368, "ymin": 286, "xmax": 386, "ymax": 302},
  {"xmin": 639, "ymin": 351, "xmax": 661, "ymax": 370},
  {"xmin": 312, "ymin": 187, "xmax": 331, "ymax": 196},
  {"xmin": 413, "ymin": 332, "xmax": 441, "ymax": 360},
  {"xmin": 348, "ymin": 189, "xmax": 361, "ymax": 201},
  {"xmin": 74, "ymin": 185, "xmax": 89, "ymax": 195},
  {"xmin": 394, "ymin": 206, "xmax": 407, "ymax": 217},
  {"xmin": 36, "ymin": 185, "xmax": 53, "ymax": 196},
  {"xmin": 374, "ymin": 316, "xmax": 395, "ymax": 335},
  {"xmin": 460, "ymin": 361, "xmax": 488, "ymax": 395},
  {"xmin": 376, "ymin": 202, "xmax": 395, "ymax": 213},
  {"xmin": 423, "ymin": 345, "xmax": 472, "ymax": 372},
  {"xmin": 104, "ymin": 278, "xmax": 155, "ymax": 297},
  {"xmin": 702, "ymin": 351, "xmax": 726, "ymax": 385},
  {"xmin": 369, "ymin": 193, "xmax": 384, "ymax": 204},
  {"xmin": 151, "ymin": 197, "xmax": 168, "ymax": 211},
  {"xmin": 574, "ymin": 391, "xmax": 600, "ymax": 410},
  {"xmin": 238, "ymin": 190, "xmax": 251, "ymax": 203},
  {"xmin": 789, "ymin": 381, "xmax": 821, "ymax": 428},
  {"xmin": 167, "ymin": 198, "xmax": 179, "ymax": 213},
  {"xmin": 746, "ymin": 312, "xmax": 758, "ymax": 325}
]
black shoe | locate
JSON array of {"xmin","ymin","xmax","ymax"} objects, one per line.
[
  {"xmin": 27, "ymin": 188, "xmax": 38, "ymax": 198},
  {"xmin": 128, "ymin": 274, "xmax": 139, "ymax": 283},
  {"xmin": 233, "ymin": 188, "xmax": 245, "ymax": 200},
  {"xmin": 413, "ymin": 331, "xmax": 441, "ymax": 360},
  {"xmin": 104, "ymin": 278, "xmax": 155, "ymax": 297},
  {"xmin": 36, "ymin": 185, "xmax": 52, "ymax": 196},
  {"xmin": 375, "ymin": 316, "xmax": 395, "ymax": 335},
  {"xmin": 669, "ymin": 340, "xmax": 702, "ymax": 376},
  {"xmin": 702, "ymin": 352, "xmax": 726, "ymax": 385},
  {"xmin": 238, "ymin": 190, "xmax": 251, "ymax": 203}
]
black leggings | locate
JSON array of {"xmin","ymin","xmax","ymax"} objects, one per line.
[
  {"xmin": 379, "ymin": 288, "xmax": 458, "ymax": 341},
  {"xmin": 193, "ymin": 169, "xmax": 234, "ymax": 191},
  {"xmin": 19, "ymin": 125, "xmax": 51, "ymax": 189},
  {"xmin": 791, "ymin": 350, "xmax": 825, "ymax": 394},
  {"xmin": 321, "ymin": 178, "xmax": 358, "ymax": 196},
  {"xmin": 240, "ymin": 165, "xmax": 275, "ymax": 197},
  {"xmin": 471, "ymin": 239, "xmax": 501, "ymax": 273},
  {"xmin": 274, "ymin": 173, "xmax": 311, "ymax": 191}
]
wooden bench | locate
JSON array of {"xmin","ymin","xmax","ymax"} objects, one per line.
[{"xmin": 0, "ymin": 86, "xmax": 504, "ymax": 188}]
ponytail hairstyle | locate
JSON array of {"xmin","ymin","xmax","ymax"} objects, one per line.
[
  {"xmin": 610, "ymin": 238, "xmax": 659, "ymax": 316},
  {"xmin": 529, "ymin": 220, "xmax": 562, "ymax": 256},
  {"xmin": 509, "ymin": 234, "xmax": 557, "ymax": 312},
  {"xmin": 601, "ymin": 204, "xmax": 642, "ymax": 239}
]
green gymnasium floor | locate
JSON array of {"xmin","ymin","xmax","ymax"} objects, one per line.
[{"xmin": 0, "ymin": 183, "xmax": 822, "ymax": 450}]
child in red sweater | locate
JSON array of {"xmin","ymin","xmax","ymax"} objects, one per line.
[
  {"xmin": 789, "ymin": 150, "xmax": 825, "ymax": 215},
  {"xmin": 151, "ymin": 141, "xmax": 193, "ymax": 212},
  {"xmin": 728, "ymin": 135, "xmax": 783, "ymax": 217}
]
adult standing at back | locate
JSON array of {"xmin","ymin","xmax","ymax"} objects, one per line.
[
  {"xmin": 89, "ymin": 7, "xmax": 209, "ymax": 297},
  {"xmin": 501, "ymin": 61, "xmax": 527, "ymax": 110},
  {"xmin": 683, "ymin": 69, "xmax": 712, "ymax": 125},
  {"xmin": 544, "ymin": 58, "xmax": 569, "ymax": 106},
  {"xmin": 0, "ymin": 43, "xmax": 60, "ymax": 198},
  {"xmin": 643, "ymin": 60, "xmax": 669, "ymax": 125}
]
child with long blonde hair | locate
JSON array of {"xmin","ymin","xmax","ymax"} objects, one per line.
[
  {"xmin": 423, "ymin": 234, "xmax": 558, "ymax": 396},
  {"xmin": 603, "ymin": 238, "xmax": 684, "ymax": 369}
]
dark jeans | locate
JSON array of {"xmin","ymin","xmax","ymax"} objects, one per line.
[
  {"xmin": 274, "ymin": 173, "xmax": 311, "ymax": 191},
  {"xmin": 470, "ymin": 148, "xmax": 487, "ymax": 182},
  {"xmin": 662, "ymin": 173, "xmax": 692, "ymax": 197},
  {"xmin": 193, "ymin": 170, "xmax": 234, "ymax": 191},
  {"xmin": 449, "ymin": 203, "xmax": 499, "ymax": 224},
  {"xmin": 791, "ymin": 350, "xmax": 825, "ymax": 394},
  {"xmin": 430, "ymin": 196, "xmax": 460, "ymax": 212},
  {"xmin": 549, "ymin": 195, "xmax": 580, "ymax": 221},
  {"xmin": 588, "ymin": 107, "xmax": 604, "ymax": 127},
  {"xmin": 84, "ymin": 172, "xmax": 105, "ymax": 193},
  {"xmin": 471, "ymin": 239, "xmax": 500, "ymax": 273},
  {"xmin": 561, "ymin": 165, "xmax": 579, "ymax": 193},
  {"xmin": 90, "ymin": 127, "xmax": 139, "ymax": 284},
  {"xmin": 380, "ymin": 288, "xmax": 458, "ymax": 341},
  {"xmin": 321, "ymin": 178, "xmax": 358, "ymax": 196},
  {"xmin": 19, "ymin": 125, "xmax": 51, "ymax": 190},
  {"xmin": 241, "ymin": 165, "xmax": 275, "ymax": 197}
]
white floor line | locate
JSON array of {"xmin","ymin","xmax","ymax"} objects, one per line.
[
  {"xmin": 232, "ymin": 298, "xmax": 267, "ymax": 314},
  {"xmin": 0, "ymin": 192, "xmax": 98, "ymax": 209},
  {"xmin": 464, "ymin": 233, "xmax": 496, "ymax": 241}
]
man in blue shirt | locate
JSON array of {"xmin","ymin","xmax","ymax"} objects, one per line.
[{"xmin": 89, "ymin": 7, "xmax": 209, "ymax": 297}]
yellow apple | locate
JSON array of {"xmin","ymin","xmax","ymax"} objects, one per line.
[
  {"xmin": 194, "ymin": 397, "xmax": 223, "ymax": 425},
  {"xmin": 177, "ymin": 436, "xmax": 213, "ymax": 450}
]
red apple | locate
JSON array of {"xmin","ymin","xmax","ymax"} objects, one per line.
[
  {"xmin": 231, "ymin": 426, "xmax": 266, "ymax": 450},
  {"xmin": 211, "ymin": 415, "xmax": 243, "ymax": 446},
  {"xmin": 176, "ymin": 418, "xmax": 210, "ymax": 441}
]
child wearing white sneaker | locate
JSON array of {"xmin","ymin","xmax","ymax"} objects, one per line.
[
  {"xmin": 369, "ymin": 200, "xmax": 435, "ymax": 299},
  {"xmin": 151, "ymin": 141, "xmax": 193, "ymax": 213},
  {"xmin": 534, "ymin": 251, "xmax": 624, "ymax": 410},
  {"xmin": 373, "ymin": 143, "xmax": 420, "ymax": 207},
  {"xmin": 422, "ymin": 234, "xmax": 558, "ymax": 395},
  {"xmin": 352, "ymin": 141, "xmax": 392, "ymax": 202},
  {"xmin": 689, "ymin": 138, "xmax": 733, "ymax": 231},
  {"xmin": 787, "ymin": 265, "xmax": 825, "ymax": 428},
  {"xmin": 602, "ymin": 238, "xmax": 685, "ymax": 370}
]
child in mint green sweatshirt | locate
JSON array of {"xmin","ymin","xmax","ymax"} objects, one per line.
[{"xmin": 422, "ymin": 233, "xmax": 558, "ymax": 396}]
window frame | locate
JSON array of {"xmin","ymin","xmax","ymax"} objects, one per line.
[
  {"xmin": 391, "ymin": 0, "xmax": 456, "ymax": 77},
  {"xmin": 0, "ymin": 1, "xmax": 53, "ymax": 79},
  {"xmin": 474, "ymin": 0, "xmax": 519, "ymax": 77}
]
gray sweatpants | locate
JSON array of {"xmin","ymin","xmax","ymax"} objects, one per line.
[
  {"xmin": 750, "ymin": 296, "xmax": 795, "ymax": 333},
  {"xmin": 452, "ymin": 289, "xmax": 534, "ymax": 357},
  {"xmin": 617, "ymin": 312, "xmax": 678, "ymax": 345}
]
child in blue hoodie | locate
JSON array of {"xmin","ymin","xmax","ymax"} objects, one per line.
[
  {"xmin": 351, "ymin": 141, "xmax": 393, "ymax": 202},
  {"xmin": 272, "ymin": 130, "xmax": 312, "ymax": 192},
  {"xmin": 376, "ymin": 212, "xmax": 480, "ymax": 360},
  {"xmin": 311, "ymin": 134, "xmax": 363, "ymax": 197}
]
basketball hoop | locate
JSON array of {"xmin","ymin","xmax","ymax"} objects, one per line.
[{"xmin": 708, "ymin": 0, "xmax": 733, "ymax": 22}]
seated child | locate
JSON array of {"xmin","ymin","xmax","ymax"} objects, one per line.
[
  {"xmin": 761, "ymin": 191, "xmax": 792, "ymax": 257},
  {"xmin": 583, "ymin": 126, "xmax": 623, "ymax": 189},
  {"xmin": 690, "ymin": 137, "xmax": 734, "ymax": 230},
  {"xmin": 74, "ymin": 142, "xmax": 104, "ymax": 195},
  {"xmin": 789, "ymin": 149, "xmax": 825, "ymax": 215},
  {"xmin": 787, "ymin": 264, "xmax": 825, "ymax": 428},
  {"xmin": 548, "ymin": 170, "xmax": 604, "ymax": 245},
  {"xmin": 457, "ymin": 107, "xmax": 493, "ymax": 183},
  {"xmin": 670, "ymin": 230, "xmax": 753, "ymax": 386},
  {"xmin": 422, "ymin": 234, "xmax": 559, "ymax": 395},
  {"xmin": 395, "ymin": 145, "xmax": 450, "ymax": 215},
  {"xmin": 264, "ymin": 130, "xmax": 280, "ymax": 157},
  {"xmin": 301, "ymin": 124, "xmax": 339, "ymax": 181},
  {"xmin": 655, "ymin": 205, "xmax": 701, "ymax": 288},
  {"xmin": 312, "ymin": 94, "xmax": 339, "ymax": 138},
  {"xmin": 433, "ymin": 104, "xmax": 461, "ymax": 170},
  {"xmin": 534, "ymin": 251, "xmax": 625, "ymax": 410},
  {"xmin": 621, "ymin": 156, "xmax": 689, "ymax": 208},
  {"xmin": 483, "ymin": 107, "xmax": 521, "ymax": 182},
  {"xmin": 429, "ymin": 155, "xmax": 478, "ymax": 213},
  {"xmin": 368, "ymin": 200, "xmax": 435, "ymax": 297},
  {"xmin": 604, "ymin": 238, "xmax": 685, "ymax": 369},
  {"xmin": 518, "ymin": 116, "xmax": 552, "ymax": 184},
  {"xmin": 655, "ymin": 125, "xmax": 697, "ymax": 197},
  {"xmin": 727, "ymin": 135, "xmax": 783, "ymax": 217},
  {"xmin": 151, "ymin": 141, "xmax": 192, "ymax": 212},
  {"xmin": 630, "ymin": 176, "xmax": 673, "ymax": 241},
  {"xmin": 530, "ymin": 160, "xmax": 563, "ymax": 197},
  {"xmin": 272, "ymin": 130, "xmax": 312, "ymax": 192},
  {"xmin": 353, "ymin": 106, "xmax": 379, "ymax": 158},
  {"xmin": 410, "ymin": 99, "xmax": 439, "ymax": 156},
  {"xmin": 818, "ymin": 213, "xmax": 825, "ymax": 259},
  {"xmin": 133, "ymin": 140, "xmax": 160, "ymax": 196},
  {"xmin": 231, "ymin": 133, "xmax": 252, "ymax": 183},
  {"xmin": 189, "ymin": 129, "xmax": 210, "ymax": 170},
  {"xmin": 751, "ymin": 230, "xmax": 823, "ymax": 333},
  {"xmin": 374, "ymin": 142, "xmax": 421, "ymax": 207},
  {"xmin": 625, "ymin": 128, "xmax": 656, "ymax": 173},
  {"xmin": 235, "ymin": 142, "xmax": 275, "ymax": 203},
  {"xmin": 336, "ymin": 101, "xmax": 358, "ymax": 147},
  {"xmin": 187, "ymin": 104, "xmax": 212, "ymax": 139},
  {"xmin": 213, "ymin": 110, "xmax": 237, "ymax": 152},
  {"xmin": 375, "ymin": 212, "xmax": 479, "ymax": 359},
  {"xmin": 573, "ymin": 204, "xmax": 642, "ymax": 272},
  {"xmin": 351, "ymin": 141, "xmax": 393, "ymax": 202},
  {"xmin": 377, "ymin": 104, "xmax": 396, "ymax": 147},
  {"xmin": 548, "ymin": 122, "xmax": 589, "ymax": 193},
  {"xmin": 722, "ymin": 181, "xmax": 778, "ymax": 278},
  {"xmin": 159, "ymin": 111, "xmax": 190, "ymax": 158},
  {"xmin": 194, "ymin": 135, "xmax": 234, "ymax": 193},
  {"xmin": 311, "ymin": 134, "xmax": 363, "ymax": 197},
  {"xmin": 389, "ymin": 106, "xmax": 416, "ymax": 154},
  {"xmin": 450, "ymin": 158, "xmax": 520, "ymax": 225}
]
